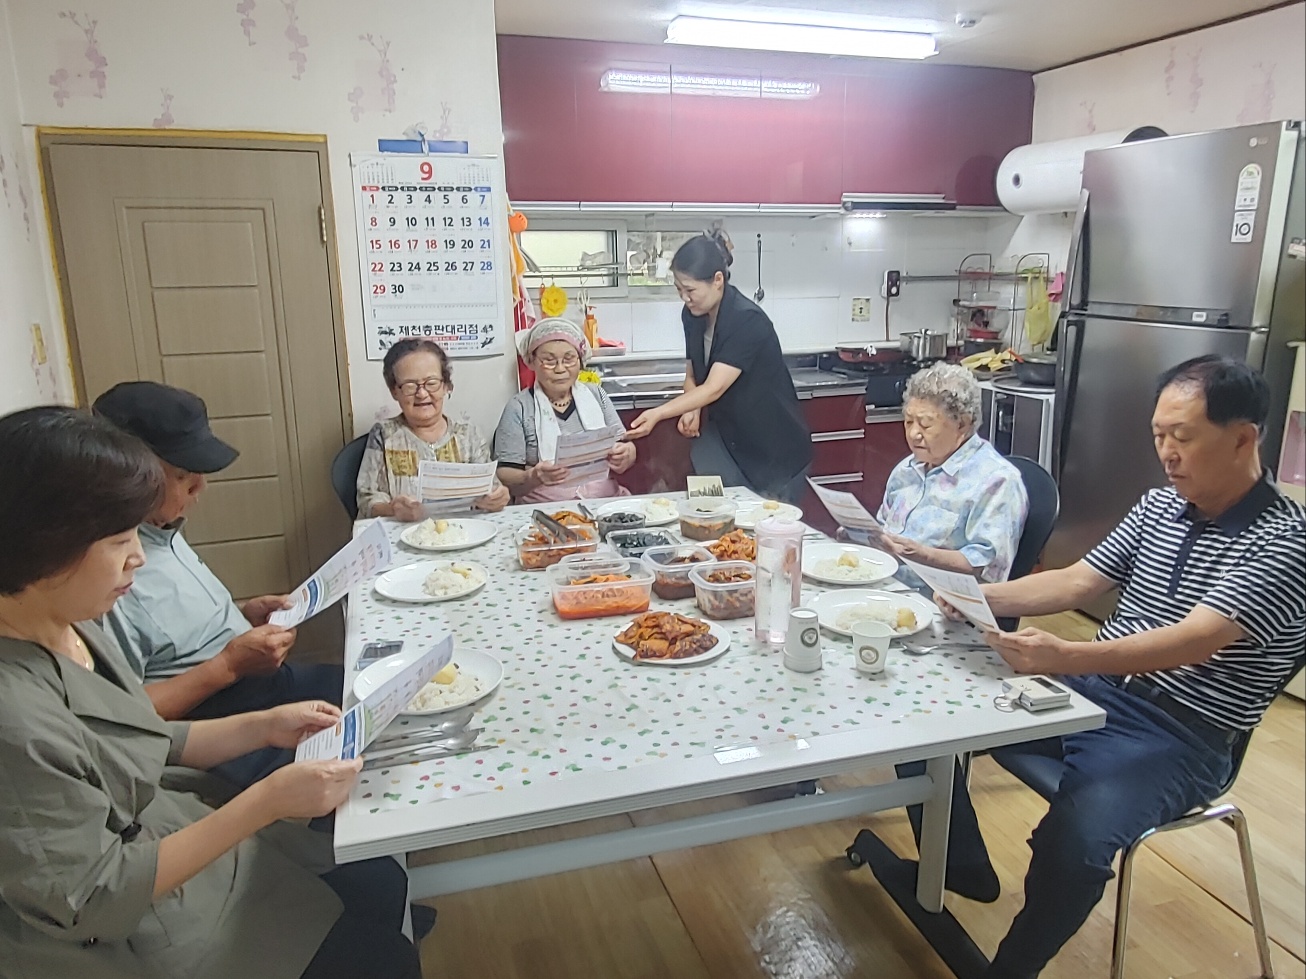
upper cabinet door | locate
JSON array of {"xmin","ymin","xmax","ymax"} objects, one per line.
[
  {"xmin": 498, "ymin": 37, "xmax": 1033, "ymax": 206},
  {"xmin": 499, "ymin": 36, "xmax": 580, "ymax": 202},
  {"xmin": 668, "ymin": 62, "xmax": 845, "ymax": 204}
]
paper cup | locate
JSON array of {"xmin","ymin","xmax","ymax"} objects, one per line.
[{"xmin": 852, "ymin": 620, "xmax": 894, "ymax": 675}]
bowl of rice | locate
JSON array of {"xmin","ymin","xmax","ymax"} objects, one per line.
[{"xmin": 401, "ymin": 650, "xmax": 504, "ymax": 715}]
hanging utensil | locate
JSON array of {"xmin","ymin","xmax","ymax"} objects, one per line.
[{"xmin": 754, "ymin": 233, "xmax": 765, "ymax": 304}]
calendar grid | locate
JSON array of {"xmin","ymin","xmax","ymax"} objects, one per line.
[{"xmin": 351, "ymin": 153, "xmax": 507, "ymax": 359}]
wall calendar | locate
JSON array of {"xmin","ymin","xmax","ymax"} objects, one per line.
[{"xmin": 351, "ymin": 153, "xmax": 507, "ymax": 360}]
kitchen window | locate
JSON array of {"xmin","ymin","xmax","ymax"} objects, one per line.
[{"xmin": 520, "ymin": 224, "xmax": 626, "ymax": 297}]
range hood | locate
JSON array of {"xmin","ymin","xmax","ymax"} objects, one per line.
[{"xmin": 841, "ymin": 193, "xmax": 957, "ymax": 213}]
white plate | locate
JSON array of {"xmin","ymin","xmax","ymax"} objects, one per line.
[
  {"xmin": 352, "ymin": 647, "xmax": 504, "ymax": 716},
  {"xmin": 735, "ymin": 501, "xmax": 803, "ymax": 530},
  {"xmin": 593, "ymin": 497, "xmax": 678, "ymax": 527},
  {"xmin": 808, "ymin": 589, "xmax": 938, "ymax": 639},
  {"xmin": 373, "ymin": 560, "xmax": 487, "ymax": 603},
  {"xmin": 399, "ymin": 518, "xmax": 498, "ymax": 552},
  {"xmin": 801, "ymin": 541, "xmax": 898, "ymax": 585},
  {"xmin": 611, "ymin": 616, "xmax": 731, "ymax": 667}
]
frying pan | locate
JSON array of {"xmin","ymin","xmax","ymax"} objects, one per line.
[
  {"xmin": 1014, "ymin": 353, "xmax": 1056, "ymax": 386},
  {"xmin": 835, "ymin": 342, "xmax": 908, "ymax": 365}
]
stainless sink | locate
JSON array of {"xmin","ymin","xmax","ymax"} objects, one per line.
[{"xmin": 606, "ymin": 379, "xmax": 682, "ymax": 395}]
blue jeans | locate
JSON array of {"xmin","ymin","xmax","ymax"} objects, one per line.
[
  {"xmin": 186, "ymin": 662, "xmax": 344, "ymax": 788},
  {"xmin": 940, "ymin": 675, "xmax": 1239, "ymax": 978}
]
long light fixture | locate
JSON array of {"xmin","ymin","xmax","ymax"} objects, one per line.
[
  {"xmin": 665, "ymin": 15, "xmax": 937, "ymax": 60},
  {"xmin": 600, "ymin": 68, "xmax": 819, "ymax": 99}
]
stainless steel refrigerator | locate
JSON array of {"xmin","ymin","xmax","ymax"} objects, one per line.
[{"xmin": 1048, "ymin": 121, "xmax": 1305, "ymax": 619}]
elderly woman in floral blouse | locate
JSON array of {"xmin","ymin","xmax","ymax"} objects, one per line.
[
  {"xmin": 857, "ymin": 362, "xmax": 1028, "ymax": 585},
  {"xmin": 356, "ymin": 339, "xmax": 509, "ymax": 521}
]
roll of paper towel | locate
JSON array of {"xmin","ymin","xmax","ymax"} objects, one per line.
[{"xmin": 997, "ymin": 131, "xmax": 1135, "ymax": 215}]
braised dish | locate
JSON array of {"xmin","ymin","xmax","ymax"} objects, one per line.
[
  {"xmin": 615, "ymin": 612, "xmax": 720, "ymax": 661},
  {"xmin": 706, "ymin": 529, "xmax": 756, "ymax": 562},
  {"xmin": 689, "ymin": 561, "xmax": 755, "ymax": 620},
  {"xmin": 640, "ymin": 544, "xmax": 715, "ymax": 600}
]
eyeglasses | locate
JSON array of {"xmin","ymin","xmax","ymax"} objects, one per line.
[
  {"xmin": 536, "ymin": 354, "xmax": 580, "ymax": 370},
  {"xmin": 396, "ymin": 377, "xmax": 445, "ymax": 398}
]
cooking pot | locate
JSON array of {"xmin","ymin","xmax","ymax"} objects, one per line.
[
  {"xmin": 898, "ymin": 330, "xmax": 948, "ymax": 361},
  {"xmin": 835, "ymin": 342, "xmax": 907, "ymax": 365},
  {"xmin": 1014, "ymin": 353, "xmax": 1056, "ymax": 386}
]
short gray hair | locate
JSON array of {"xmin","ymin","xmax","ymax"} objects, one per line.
[{"xmin": 903, "ymin": 362, "xmax": 982, "ymax": 429}]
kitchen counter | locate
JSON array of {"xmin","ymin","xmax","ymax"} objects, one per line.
[{"xmin": 601, "ymin": 364, "xmax": 864, "ymax": 409}]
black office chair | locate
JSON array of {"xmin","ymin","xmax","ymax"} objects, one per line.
[
  {"xmin": 997, "ymin": 456, "xmax": 1060, "ymax": 631},
  {"xmin": 330, "ymin": 435, "xmax": 368, "ymax": 521}
]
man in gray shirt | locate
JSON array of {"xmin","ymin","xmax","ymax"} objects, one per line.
[{"xmin": 96, "ymin": 382, "xmax": 342, "ymax": 786}]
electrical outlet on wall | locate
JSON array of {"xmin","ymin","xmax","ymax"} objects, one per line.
[
  {"xmin": 880, "ymin": 270, "xmax": 902, "ymax": 300},
  {"xmin": 851, "ymin": 298, "xmax": 872, "ymax": 322}
]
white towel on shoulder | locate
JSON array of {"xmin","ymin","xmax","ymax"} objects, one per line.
[{"xmin": 533, "ymin": 382, "xmax": 605, "ymax": 463}]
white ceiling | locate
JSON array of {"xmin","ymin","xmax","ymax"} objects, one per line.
[{"xmin": 492, "ymin": 0, "xmax": 1287, "ymax": 72}]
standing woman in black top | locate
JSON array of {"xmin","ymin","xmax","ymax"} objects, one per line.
[{"xmin": 624, "ymin": 231, "xmax": 813, "ymax": 502}]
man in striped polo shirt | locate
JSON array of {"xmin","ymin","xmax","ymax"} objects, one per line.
[{"xmin": 938, "ymin": 356, "xmax": 1305, "ymax": 978}]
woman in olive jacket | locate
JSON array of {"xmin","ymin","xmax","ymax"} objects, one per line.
[{"xmin": 0, "ymin": 407, "xmax": 420, "ymax": 979}]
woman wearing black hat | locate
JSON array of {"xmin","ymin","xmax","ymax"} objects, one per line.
[{"xmin": 624, "ymin": 231, "xmax": 812, "ymax": 502}]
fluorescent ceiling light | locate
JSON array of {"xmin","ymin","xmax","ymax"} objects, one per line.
[
  {"xmin": 600, "ymin": 69, "xmax": 819, "ymax": 99},
  {"xmin": 666, "ymin": 15, "xmax": 937, "ymax": 60}
]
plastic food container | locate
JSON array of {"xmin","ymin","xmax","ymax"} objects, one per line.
[
  {"xmin": 596, "ymin": 509, "xmax": 646, "ymax": 539},
  {"xmin": 606, "ymin": 528, "xmax": 678, "ymax": 559},
  {"xmin": 641, "ymin": 543, "xmax": 715, "ymax": 600},
  {"xmin": 515, "ymin": 523, "xmax": 600, "ymax": 571},
  {"xmin": 676, "ymin": 498, "xmax": 738, "ymax": 541},
  {"xmin": 550, "ymin": 555, "xmax": 653, "ymax": 619},
  {"xmin": 689, "ymin": 561, "xmax": 756, "ymax": 620}
]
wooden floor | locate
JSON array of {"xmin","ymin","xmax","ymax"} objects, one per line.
[{"xmin": 414, "ymin": 613, "xmax": 1306, "ymax": 979}]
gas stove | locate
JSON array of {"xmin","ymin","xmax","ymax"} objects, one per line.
[{"xmin": 817, "ymin": 353, "xmax": 923, "ymax": 408}]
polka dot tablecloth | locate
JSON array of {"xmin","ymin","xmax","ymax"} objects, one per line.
[{"xmin": 347, "ymin": 501, "xmax": 1010, "ymax": 815}]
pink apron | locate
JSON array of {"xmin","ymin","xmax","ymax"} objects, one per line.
[{"xmin": 519, "ymin": 475, "xmax": 630, "ymax": 505}]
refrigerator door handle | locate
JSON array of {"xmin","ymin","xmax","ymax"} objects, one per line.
[
  {"xmin": 1062, "ymin": 188, "xmax": 1090, "ymax": 311},
  {"xmin": 1051, "ymin": 315, "xmax": 1084, "ymax": 480}
]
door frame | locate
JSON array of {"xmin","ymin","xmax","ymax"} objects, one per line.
[{"xmin": 36, "ymin": 127, "xmax": 353, "ymax": 439}]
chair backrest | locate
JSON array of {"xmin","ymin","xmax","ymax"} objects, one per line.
[
  {"xmin": 1007, "ymin": 455, "xmax": 1060, "ymax": 582},
  {"xmin": 330, "ymin": 435, "xmax": 368, "ymax": 521}
]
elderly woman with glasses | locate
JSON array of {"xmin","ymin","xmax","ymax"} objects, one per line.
[
  {"xmin": 493, "ymin": 318, "xmax": 636, "ymax": 503},
  {"xmin": 853, "ymin": 362, "xmax": 1029, "ymax": 585},
  {"xmin": 356, "ymin": 338, "xmax": 509, "ymax": 521}
]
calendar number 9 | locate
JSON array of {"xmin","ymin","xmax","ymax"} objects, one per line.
[{"xmin": 419, "ymin": 161, "xmax": 434, "ymax": 181}]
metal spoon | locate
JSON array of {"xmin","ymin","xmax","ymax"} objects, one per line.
[
  {"xmin": 366, "ymin": 727, "xmax": 482, "ymax": 758},
  {"xmin": 362, "ymin": 743, "xmax": 497, "ymax": 771},
  {"xmin": 373, "ymin": 705, "xmax": 476, "ymax": 743}
]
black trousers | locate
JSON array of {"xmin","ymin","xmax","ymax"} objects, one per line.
[{"xmin": 302, "ymin": 857, "xmax": 423, "ymax": 979}]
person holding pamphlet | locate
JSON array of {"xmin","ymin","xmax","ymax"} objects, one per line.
[
  {"xmin": 494, "ymin": 317, "xmax": 635, "ymax": 502},
  {"xmin": 842, "ymin": 363, "xmax": 1027, "ymax": 587},
  {"xmin": 94, "ymin": 382, "xmax": 343, "ymax": 788},
  {"xmin": 0, "ymin": 407, "xmax": 421, "ymax": 979},
  {"xmin": 924, "ymin": 358, "xmax": 1304, "ymax": 977},
  {"xmin": 357, "ymin": 338, "xmax": 509, "ymax": 520}
]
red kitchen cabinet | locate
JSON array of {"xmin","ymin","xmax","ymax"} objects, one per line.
[
  {"xmin": 860, "ymin": 412, "xmax": 910, "ymax": 514},
  {"xmin": 497, "ymin": 36, "xmax": 1033, "ymax": 207},
  {"xmin": 615, "ymin": 407, "xmax": 693, "ymax": 495},
  {"xmin": 799, "ymin": 394, "xmax": 866, "ymax": 534}
]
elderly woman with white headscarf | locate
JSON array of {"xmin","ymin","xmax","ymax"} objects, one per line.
[{"xmin": 493, "ymin": 318, "xmax": 636, "ymax": 503}]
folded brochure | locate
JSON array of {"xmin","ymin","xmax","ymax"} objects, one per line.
[
  {"xmin": 269, "ymin": 520, "xmax": 392, "ymax": 628},
  {"xmin": 806, "ymin": 479, "xmax": 882, "ymax": 532},
  {"xmin": 418, "ymin": 459, "xmax": 497, "ymax": 510},
  {"xmin": 295, "ymin": 634, "xmax": 454, "ymax": 762},
  {"xmin": 900, "ymin": 558, "xmax": 1000, "ymax": 631},
  {"xmin": 551, "ymin": 423, "xmax": 624, "ymax": 487}
]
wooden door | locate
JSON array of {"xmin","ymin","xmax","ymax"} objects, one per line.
[{"xmin": 43, "ymin": 138, "xmax": 350, "ymax": 615}]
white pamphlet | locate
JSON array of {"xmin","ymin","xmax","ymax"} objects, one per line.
[
  {"xmin": 269, "ymin": 520, "xmax": 392, "ymax": 628},
  {"xmin": 552, "ymin": 423, "xmax": 623, "ymax": 487},
  {"xmin": 807, "ymin": 479, "xmax": 883, "ymax": 532},
  {"xmin": 418, "ymin": 460, "xmax": 497, "ymax": 509},
  {"xmin": 901, "ymin": 558, "xmax": 1000, "ymax": 631},
  {"xmin": 295, "ymin": 635, "xmax": 454, "ymax": 761}
]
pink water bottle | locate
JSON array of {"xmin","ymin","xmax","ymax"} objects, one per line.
[{"xmin": 754, "ymin": 516, "xmax": 804, "ymax": 645}]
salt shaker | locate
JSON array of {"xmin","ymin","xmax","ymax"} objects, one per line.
[{"xmin": 754, "ymin": 516, "xmax": 803, "ymax": 645}]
